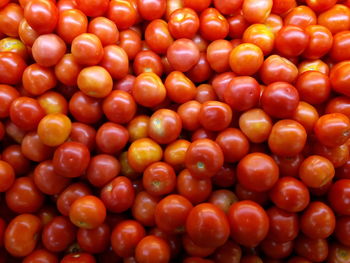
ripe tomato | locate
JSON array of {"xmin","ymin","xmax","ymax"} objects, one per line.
[
  {"xmin": 135, "ymin": 235, "xmax": 170, "ymax": 263},
  {"xmin": 185, "ymin": 139, "xmax": 224, "ymax": 179},
  {"xmin": 0, "ymin": 160, "xmax": 15, "ymax": 192},
  {"xmin": 69, "ymin": 195, "xmax": 106, "ymax": 229},
  {"xmin": 77, "ymin": 223, "xmax": 110, "ymax": 254},
  {"xmin": 228, "ymin": 200, "xmax": 269, "ymax": 247},
  {"xmin": 328, "ymin": 179, "xmax": 350, "ymax": 215},
  {"xmin": 0, "ymin": 52, "xmax": 27, "ymax": 85},
  {"xmin": 88, "ymin": 17, "xmax": 119, "ymax": 46},
  {"xmin": 242, "ymin": 0, "xmax": 272, "ymax": 23},
  {"xmin": 4, "ymin": 214, "xmax": 42, "ymax": 257},
  {"xmin": 270, "ymin": 177, "xmax": 310, "ymax": 213},
  {"xmin": 237, "ymin": 152, "xmax": 279, "ymax": 192},
  {"xmin": 132, "ymin": 191, "xmax": 160, "ymax": 226},
  {"xmin": 57, "ymin": 9, "xmax": 88, "ymax": 44},
  {"xmin": 294, "ymin": 235, "xmax": 328, "ymax": 262},
  {"xmin": 71, "ymin": 33, "xmax": 104, "ymax": 65},
  {"xmin": 111, "ymin": 220, "xmax": 145, "ymax": 258}
]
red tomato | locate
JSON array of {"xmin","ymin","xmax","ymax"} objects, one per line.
[{"xmin": 228, "ymin": 200, "xmax": 269, "ymax": 247}]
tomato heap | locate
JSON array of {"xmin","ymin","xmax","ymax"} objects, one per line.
[{"xmin": 2, "ymin": 0, "xmax": 350, "ymax": 262}]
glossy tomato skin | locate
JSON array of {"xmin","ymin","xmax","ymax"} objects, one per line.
[
  {"xmin": 132, "ymin": 191, "xmax": 160, "ymax": 227},
  {"xmin": 328, "ymin": 242, "xmax": 350, "ymax": 263},
  {"xmin": 4, "ymin": 214, "xmax": 42, "ymax": 257},
  {"xmin": 61, "ymin": 253, "xmax": 96, "ymax": 263},
  {"xmin": 111, "ymin": 220, "xmax": 146, "ymax": 258},
  {"xmin": 57, "ymin": 9, "xmax": 88, "ymax": 44},
  {"xmin": 328, "ymin": 179, "xmax": 350, "ymax": 215},
  {"xmin": 228, "ymin": 200, "xmax": 269, "ymax": 247},
  {"xmin": 41, "ymin": 216, "xmax": 76, "ymax": 252},
  {"xmin": 268, "ymin": 120, "xmax": 307, "ymax": 157},
  {"xmin": 259, "ymin": 55, "xmax": 298, "ymax": 85},
  {"xmin": 0, "ymin": 52, "xmax": 27, "ymax": 85},
  {"xmin": 135, "ymin": 235, "xmax": 170, "ymax": 263},
  {"xmin": 22, "ymin": 249, "xmax": 58, "ymax": 263},
  {"xmin": 5, "ymin": 176, "xmax": 45, "ymax": 214},
  {"xmin": 148, "ymin": 109, "xmax": 182, "ymax": 144},
  {"xmin": 76, "ymin": 0, "xmax": 108, "ymax": 17},
  {"xmin": 261, "ymin": 82, "xmax": 300, "ymax": 119},
  {"xmin": 270, "ymin": 177, "xmax": 310, "ymax": 213},
  {"xmin": 199, "ymin": 8, "xmax": 229, "ymax": 41},
  {"xmin": 24, "ymin": 0, "xmax": 58, "ymax": 34},
  {"xmin": 185, "ymin": 139, "xmax": 224, "ymax": 179},
  {"xmin": 237, "ymin": 153, "xmax": 279, "ymax": 192},
  {"xmin": 77, "ymin": 223, "xmax": 110, "ymax": 254},
  {"xmin": 198, "ymin": 101, "xmax": 232, "ymax": 132},
  {"xmin": 186, "ymin": 203, "xmax": 229, "ymax": 248},
  {"xmin": 69, "ymin": 195, "xmax": 106, "ymax": 229},
  {"xmin": 95, "ymin": 122, "xmax": 129, "ymax": 154},
  {"xmin": 266, "ymin": 206, "xmax": 299, "ymax": 242},
  {"xmin": 101, "ymin": 176, "xmax": 135, "ymax": 213},
  {"xmin": 294, "ymin": 235, "xmax": 328, "ymax": 262},
  {"xmin": 0, "ymin": 3, "xmax": 23, "ymax": 37},
  {"xmin": 300, "ymin": 201, "xmax": 335, "ymax": 239},
  {"xmin": 52, "ymin": 141, "xmax": 90, "ymax": 178}
]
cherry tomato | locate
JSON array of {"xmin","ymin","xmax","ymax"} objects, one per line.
[
  {"xmin": 88, "ymin": 17, "xmax": 119, "ymax": 46},
  {"xmin": 75, "ymin": 0, "xmax": 108, "ymax": 17},
  {"xmin": 77, "ymin": 223, "xmax": 110, "ymax": 254},
  {"xmin": 69, "ymin": 195, "xmax": 106, "ymax": 229},
  {"xmin": 71, "ymin": 33, "xmax": 104, "ymax": 66},
  {"xmin": 0, "ymin": 160, "xmax": 15, "ymax": 192},
  {"xmin": 328, "ymin": 179, "xmax": 350, "ymax": 215},
  {"xmin": 111, "ymin": 220, "xmax": 145, "ymax": 258},
  {"xmin": 228, "ymin": 200, "xmax": 269, "ymax": 247},
  {"xmin": 185, "ymin": 139, "xmax": 224, "ymax": 179},
  {"xmin": 95, "ymin": 122, "xmax": 128, "ymax": 154},
  {"xmin": 4, "ymin": 214, "xmax": 41, "ymax": 257},
  {"xmin": 0, "ymin": 3, "xmax": 24, "ymax": 37},
  {"xmin": 270, "ymin": 177, "xmax": 310, "ymax": 212},
  {"xmin": 57, "ymin": 9, "xmax": 88, "ymax": 44},
  {"xmin": 242, "ymin": 0, "xmax": 272, "ymax": 23},
  {"xmin": 294, "ymin": 235, "xmax": 328, "ymax": 262},
  {"xmin": 0, "ymin": 52, "xmax": 27, "ymax": 85}
]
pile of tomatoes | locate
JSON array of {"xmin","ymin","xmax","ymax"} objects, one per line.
[{"xmin": 3, "ymin": 0, "xmax": 350, "ymax": 262}]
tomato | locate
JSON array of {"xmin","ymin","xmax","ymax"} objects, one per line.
[
  {"xmin": 57, "ymin": 9, "xmax": 88, "ymax": 44},
  {"xmin": 88, "ymin": 17, "xmax": 119, "ymax": 46},
  {"xmin": 38, "ymin": 91, "xmax": 68, "ymax": 115},
  {"xmin": 107, "ymin": 0, "xmax": 137, "ymax": 30},
  {"xmin": 168, "ymin": 8, "xmax": 199, "ymax": 39},
  {"xmin": 57, "ymin": 182, "xmax": 92, "ymax": 216},
  {"xmin": 24, "ymin": 0, "xmax": 58, "ymax": 34},
  {"xmin": 212, "ymin": 240, "xmax": 241, "ymax": 263},
  {"xmin": 154, "ymin": 194, "xmax": 192, "ymax": 234},
  {"xmin": 294, "ymin": 235, "xmax": 328, "ymax": 262},
  {"xmin": 119, "ymin": 29, "xmax": 141, "ymax": 60},
  {"xmin": 185, "ymin": 139, "xmax": 224, "ymax": 179},
  {"xmin": 284, "ymin": 5, "xmax": 317, "ymax": 28},
  {"xmin": 75, "ymin": 0, "xmax": 108, "ymax": 17},
  {"xmin": 69, "ymin": 195, "xmax": 106, "ymax": 229},
  {"xmin": 298, "ymin": 59, "xmax": 329, "ymax": 75},
  {"xmin": 0, "ymin": 37, "xmax": 27, "ymax": 59},
  {"xmin": 292, "ymin": 102, "xmax": 319, "ymax": 134},
  {"xmin": 34, "ymin": 160, "xmax": 71, "ymax": 195},
  {"xmin": 314, "ymin": 113, "xmax": 350, "ymax": 147},
  {"xmin": 0, "ymin": 85, "xmax": 19, "ymax": 118},
  {"xmin": 228, "ymin": 200, "xmax": 269, "ymax": 247},
  {"xmin": 137, "ymin": 0, "xmax": 166, "ymax": 20},
  {"xmin": 100, "ymin": 45, "xmax": 129, "ymax": 79},
  {"xmin": 199, "ymin": 8, "xmax": 228, "ymax": 41},
  {"xmin": 177, "ymin": 169, "xmax": 212, "ymax": 205},
  {"xmin": 0, "ymin": 52, "xmax": 27, "ymax": 85},
  {"xmin": 266, "ymin": 206, "xmax": 299, "ymax": 242},
  {"xmin": 303, "ymin": 25, "xmax": 333, "ymax": 59},
  {"xmin": 275, "ymin": 25, "xmax": 310, "ymax": 57},
  {"xmin": 132, "ymin": 191, "xmax": 160, "ymax": 226},
  {"xmin": 77, "ymin": 66, "xmax": 113, "ymax": 98},
  {"xmin": 2, "ymin": 145, "xmax": 31, "ymax": 175},
  {"xmin": 261, "ymin": 82, "xmax": 300, "ymax": 119},
  {"xmin": 335, "ymin": 216, "xmax": 350, "ymax": 246},
  {"xmin": 268, "ymin": 120, "xmax": 307, "ymax": 157},
  {"xmin": 111, "ymin": 220, "xmax": 145, "ymax": 258},
  {"xmin": 242, "ymin": 0, "xmax": 272, "ymax": 23},
  {"xmin": 22, "ymin": 63, "xmax": 57, "ymax": 96},
  {"xmin": 4, "ymin": 214, "xmax": 41, "ymax": 257},
  {"xmin": 300, "ymin": 201, "xmax": 335, "ymax": 240},
  {"xmin": 164, "ymin": 71, "xmax": 196, "ymax": 103},
  {"xmin": 6, "ymin": 176, "xmax": 44, "ymax": 213},
  {"xmin": 0, "ymin": 160, "xmax": 15, "ymax": 192},
  {"xmin": 69, "ymin": 122, "xmax": 96, "ymax": 151},
  {"xmin": 318, "ymin": 4, "xmax": 350, "ymax": 34},
  {"xmin": 270, "ymin": 177, "xmax": 310, "ymax": 212},
  {"xmin": 132, "ymin": 72, "xmax": 166, "ymax": 108},
  {"xmin": 229, "ymin": 43, "xmax": 264, "ymax": 76},
  {"xmin": 328, "ymin": 179, "xmax": 350, "ymax": 215},
  {"xmin": 86, "ymin": 154, "xmax": 120, "ymax": 187},
  {"xmin": 135, "ymin": 235, "xmax": 170, "ymax": 263},
  {"xmin": 42, "ymin": 216, "xmax": 76, "ymax": 252},
  {"xmin": 166, "ymin": 38, "xmax": 200, "ymax": 72},
  {"xmin": 133, "ymin": 50, "xmax": 163, "ymax": 76},
  {"xmin": 53, "ymin": 141, "xmax": 90, "ymax": 177},
  {"xmin": 77, "ymin": 223, "xmax": 110, "ymax": 254},
  {"xmin": 101, "ymin": 176, "xmax": 134, "ymax": 212},
  {"xmin": 196, "ymin": 84, "xmax": 217, "ymax": 103},
  {"xmin": 237, "ymin": 153, "xmax": 279, "ymax": 192},
  {"xmin": 148, "ymin": 109, "xmax": 182, "ymax": 144},
  {"xmin": 330, "ymin": 61, "xmax": 350, "ymax": 97},
  {"xmin": 239, "ymin": 108, "xmax": 272, "ymax": 143},
  {"xmin": 261, "ymin": 239, "xmax": 293, "ymax": 259},
  {"xmin": 23, "ymin": 249, "xmax": 58, "ymax": 263},
  {"xmin": 145, "ymin": 19, "xmax": 173, "ymax": 55},
  {"xmin": 96, "ymin": 122, "xmax": 128, "ymax": 154},
  {"xmin": 71, "ymin": 33, "xmax": 104, "ymax": 65},
  {"xmin": 37, "ymin": 113, "xmax": 72, "ymax": 147},
  {"xmin": 0, "ymin": 3, "xmax": 23, "ymax": 37}
]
